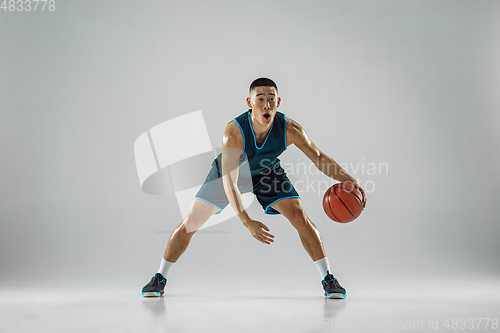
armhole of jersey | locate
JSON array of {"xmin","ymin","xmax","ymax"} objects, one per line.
[
  {"xmin": 229, "ymin": 119, "xmax": 245, "ymax": 153},
  {"xmin": 284, "ymin": 114, "xmax": 288, "ymax": 150}
]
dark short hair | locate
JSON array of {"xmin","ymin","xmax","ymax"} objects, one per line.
[{"xmin": 249, "ymin": 77, "xmax": 278, "ymax": 95}]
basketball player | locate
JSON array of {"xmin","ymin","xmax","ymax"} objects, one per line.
[{"xmin": 142, "ymin": 78, "xmax": 366, "ymax": 298}]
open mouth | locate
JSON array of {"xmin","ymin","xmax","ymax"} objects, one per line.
[{"xmin": 263, "ymin": 114, "xmax": 271, "ymax": 120}]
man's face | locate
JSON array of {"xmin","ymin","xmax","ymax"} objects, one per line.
[{"xmin": 246, "ymin": 86, "xmax": 281, "ymax": 126}]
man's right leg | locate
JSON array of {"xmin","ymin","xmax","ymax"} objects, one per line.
[
  {"xmin": 142, "ymin": 199, "xmax": 219, "ymax": 297},
  {"xmin": 163, "ymin": 199, "xmax": 220, "ymax": 262}
]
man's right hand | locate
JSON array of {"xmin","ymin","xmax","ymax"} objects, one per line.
[{"xmin": 243, "ymin": 219, "xmax": 275, "ymax": 245}]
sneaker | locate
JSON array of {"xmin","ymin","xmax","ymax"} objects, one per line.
[
  {"xmin": 142, "ymin": 273, "xmax": 167, "ymax": 297},
  {"xmin": 322, "ymin": 271, "xmax": 346, "ymax": 299}
]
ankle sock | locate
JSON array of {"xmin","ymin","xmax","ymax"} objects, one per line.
[
  {"xmin": 157, "ymin": 258, "xmax": 175, "ymax": 278},
  {"xmin": 314, "ymin": 257, "xmax": 331, "ymax": 279}
]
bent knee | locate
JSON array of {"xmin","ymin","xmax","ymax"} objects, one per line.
[
  {"xmin": 182, "ymin": 214, "xmax": 205, "ymax": 234},
  {"xmin": 289, "ymin": 208, "xmax": 309, "ymax": 229}
]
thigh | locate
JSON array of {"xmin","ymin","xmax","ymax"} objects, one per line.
[
  {"xmin": 194, "ymin": 164, "xmax": 230, "ymax": 213},
  {"xmin": 194, "ymin": 163, "xmax": 253, "ymax": 214}
]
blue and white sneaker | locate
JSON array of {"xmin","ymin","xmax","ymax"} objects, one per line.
[
  {"xmin": 142, "ymin": 273, "xmax": 167, "ymax": 297},
  {"xmin": 322, "ymin": 271, "xmax": 346, "ymax": 299}
]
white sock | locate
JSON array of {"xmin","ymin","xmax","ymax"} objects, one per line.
[
  {"xmin": 314, "ymin": 257, "xmax": 331, "ymax": 279},
  {"xmin": 157, "ymin": 258, "xmax": 175, "ymax": 278}
]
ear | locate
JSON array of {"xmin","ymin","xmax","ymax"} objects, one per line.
[
  {"xmin": 276, "ymin": 97, "xmax": 281, "ymax": 108},
  {"xmin": 246, "ymin": 97, "xmax": 252, "ymax": 108}
]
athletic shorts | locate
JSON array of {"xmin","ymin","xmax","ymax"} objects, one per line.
[{"xmin": 194, "ymin": 159, "xmax": 300, "ymax": 215}]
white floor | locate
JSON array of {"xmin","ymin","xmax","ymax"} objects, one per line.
[{"xmin": 1, "ymin": 277, "xmax": 500, "ymax": 333}]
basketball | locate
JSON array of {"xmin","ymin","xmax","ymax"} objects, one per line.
[{"xmin": 323, "ymin": 183, "xmax": 364, "ymax": 223}]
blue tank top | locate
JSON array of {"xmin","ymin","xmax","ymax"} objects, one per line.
[
  {"xmin": 211, "ymin": 109, "xmax": 288, "ymax": 177},
  {"xmin": 232, "ymin": 109, "xmax": 288, "ymax": 176}
]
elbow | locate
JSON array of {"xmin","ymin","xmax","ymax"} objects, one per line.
[
  {"xmin": 222, "ymin": 176, "xmax": 238, "ymax": 191},
  {"xmin": 317, "ymin": 150, "xmax": 326, "ymax": 163}
]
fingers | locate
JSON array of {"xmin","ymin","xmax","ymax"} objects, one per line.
[
  {"xmin": 255, "ymin": 225, "xmax": 274, "ymax": 244},
  {"xmin": 256, "ymin": 233, "xmax": 274, "ymax": 244},
  {"xmin": 247, "ymin": 221, "xmax": 274, "ymax": 244},
  {"xmin": 260, "ymin": 225, "xmax": 274, "ymax": 240},
  {"xmin": 258, "ymin": 234, "xmax": 274, "ymax": 244},
  {"xmin": 260, "ymin": 223, "xmax": 270, "ymax": 231},
  {"xmin": 261, "ymin": 230, "xmax": 274, "ymax": 239},
  {"xmin": 355, "ymin": 184, "xmax": 367, "ymax": 209},
  {"xmin": 255, "ymin": 235, "xmax": 273, "ymax": 245}
]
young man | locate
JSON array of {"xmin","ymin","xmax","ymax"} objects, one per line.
[{"xmin": 142, "ymin": 78, "xmax": 366, "ymax": 298}]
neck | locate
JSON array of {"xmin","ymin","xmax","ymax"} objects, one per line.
[{"xmin": 250, "ymin": 111, "xmax": 272, "ymax": 137}]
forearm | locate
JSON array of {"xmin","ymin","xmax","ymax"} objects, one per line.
[
  {"xmin": 315, "ymin": 153, "xmax": 357, "ymax": 184},
  {"xmin": 222, "ymin": 177, "xmax": 251, "ymax": 225}
]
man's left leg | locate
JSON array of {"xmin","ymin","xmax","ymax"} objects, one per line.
[
  {"xmin": 271, "ymin": 198, "xmax": 325, "ymax": 260},
  {"xmin": 271, "ymin": 198, "xmax": 347, "ymax": 298}
]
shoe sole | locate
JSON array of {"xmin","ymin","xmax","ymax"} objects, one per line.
[
  {"xmin": 325, "ymin": 292, "xmax": 346, "ymax": 299},
  {"xmin": 142, "ymin": 290, "xmax": 164, "ymax": 297}
]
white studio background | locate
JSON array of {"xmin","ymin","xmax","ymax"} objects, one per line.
[{"xmin": 1, "ymin": 0, "xmax": 499, "ymax": 289}]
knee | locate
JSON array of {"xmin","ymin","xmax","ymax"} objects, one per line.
[
  {"xmin": 289, "ymin": 208, "xmax": 310, "ymax": 230},
  {"xmin": 182, "ymin": 214, "xmax": 202, "ymax": 234}
]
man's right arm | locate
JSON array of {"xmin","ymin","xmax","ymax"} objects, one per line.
[
  {"xmin": 221, "ymin": 121, "xmax": 250, "ymax": 222},
  {"xmin": 221, "ymin": 122, "xmax": 274, "ymax": 245}
]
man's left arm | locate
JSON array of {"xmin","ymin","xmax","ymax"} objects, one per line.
[{"xmin": 286, "ymin": 117, "xmax": 366, "ymax": 207}]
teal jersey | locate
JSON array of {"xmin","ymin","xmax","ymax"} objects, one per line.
[
  {"xmin": 213, "ymin": 109, "xmax": 288, "ymax": 177},
  {"xmin": 197, "ymin": 109, "xmax": 299, "ymax": 215}
]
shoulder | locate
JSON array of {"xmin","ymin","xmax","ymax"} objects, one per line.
[
  {"xmin": 286, "ymin": 117, "xmax": 307, "ymax": 146},
  {"xmin": 223, "ymin": 120, "xmax": 244, "ymax": 149},
  {"xmin": 285, "ymin": 117, "xmax": 303, "ymax": 132}
]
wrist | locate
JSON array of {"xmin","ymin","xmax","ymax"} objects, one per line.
[
  {"xmin": 338, "ymin": 175, "xmax": 357, "ymax": 185},
  {"xmin": 335, "ymin": 169, "xmax": 355, "ymax": 184},
  {"xmin": 238, "ymin": 212, "xmax": 252, "ymax": 227}
]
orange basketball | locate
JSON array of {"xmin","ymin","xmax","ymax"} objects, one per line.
[{"xmin": 323, "ymin": 183, "xmax": 364, "ymax": 223}]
